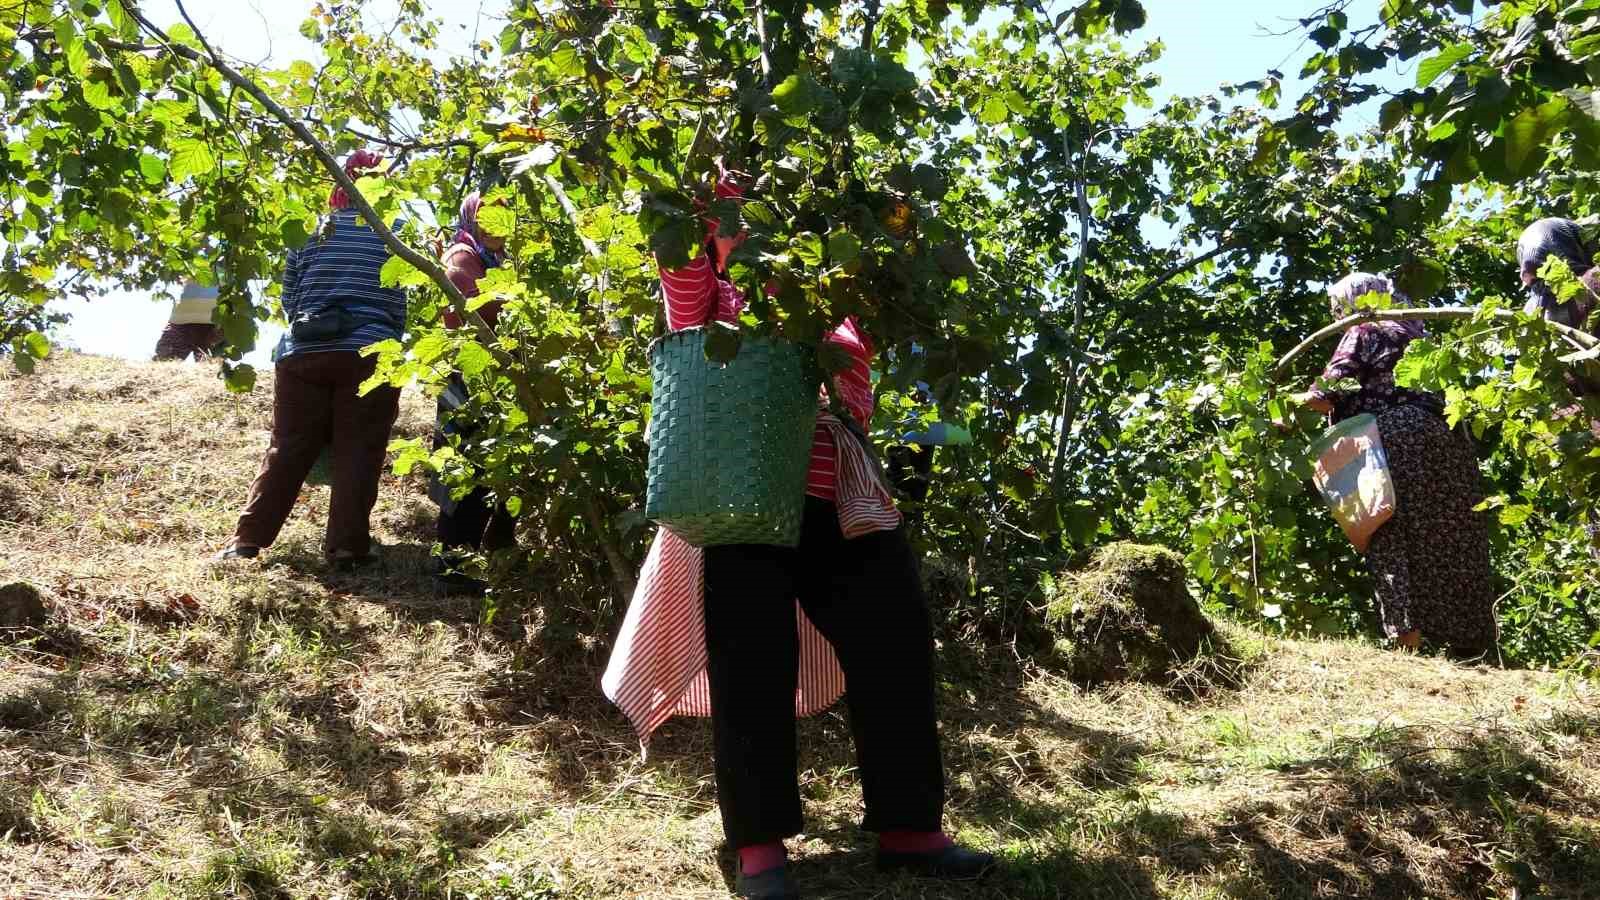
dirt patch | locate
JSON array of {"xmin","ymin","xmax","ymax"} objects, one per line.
[{"xmin": 1044, "ymin": 542, "xmax": 1223, "ymax": 687}]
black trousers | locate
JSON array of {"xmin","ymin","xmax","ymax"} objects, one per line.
[
  {"xmin": 703, "ymin": 497, "xmax": 945, "ymax": 848},
  {"xmin": 437, "ymin": 487, "xmax": 516, "ymax": 556},
  {"xmin": 433, "ymin": 374, "xmax": 515, "ymax": 559}
]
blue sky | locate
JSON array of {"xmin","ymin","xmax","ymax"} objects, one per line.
[{"xmin": 57, "ymin": 0, "xmax": 1401, "ymax": 365}]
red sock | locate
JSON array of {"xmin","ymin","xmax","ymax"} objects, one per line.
[
  {"xmin": 879, "ymin": 830, "xmax": 954, "ymax": 854},
  {"xmin": 738, "ymin": 841, "xmax": 787, "ymax": 875}
]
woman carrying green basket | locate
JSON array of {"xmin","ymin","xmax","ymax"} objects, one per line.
[
  {"xmin": 1285, "ymin": 272, "xmax": 1498, "ymax": 657},
  {"xmin": 602, "ymin": 174, "xmax": 993, "ymax": 900}
]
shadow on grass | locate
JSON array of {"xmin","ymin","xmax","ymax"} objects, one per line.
[
  {"xmin": 264, "ymin": 538, "xmax": 492, "ymax": 626},
  {"xmin": 1181, "ymin": 720, "xmax": 1600, "ymax": 899}
]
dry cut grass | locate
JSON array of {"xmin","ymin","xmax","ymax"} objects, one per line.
[{"xmin": 1, "ymin": 353, "xmax": 1598, "ymax": 899}]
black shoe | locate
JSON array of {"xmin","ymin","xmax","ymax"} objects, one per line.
[
  {"xmin": 210, "ymin": 543, "xmax": 260, "ymax": 563},
  {"xmin": 735, "ymin": 865, "xmax": 799, "ymax": 900},
  {"xmin": 877, "ymin": 844, "xmax": 997, "ymax": 881}
]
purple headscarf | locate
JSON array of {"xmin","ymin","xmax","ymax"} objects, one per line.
[
  {"xmin": 1328, "ymin": 272, "xmax": 1422, "ymax": 338},
  {"xmin": 453, "ymin": 192, "xmax": 504, "ymax": 269}
]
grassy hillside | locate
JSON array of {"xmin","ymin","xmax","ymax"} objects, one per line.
[{"xmin": 2, "ymin": 353, "xmax": 1599, "ymax": 899}]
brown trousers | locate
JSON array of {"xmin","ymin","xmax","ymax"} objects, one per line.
[{"xmin": 234, "ymin": 352, "xmax": 401, "ymax": 558}]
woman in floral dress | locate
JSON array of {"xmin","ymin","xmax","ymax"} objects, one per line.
[{"xmin": 1290, "ymin": 273, "xmax": 1499, "ymax": 657}]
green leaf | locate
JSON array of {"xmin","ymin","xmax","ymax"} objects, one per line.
[
  {"xmin": 742, "ymin": 201, "xmax": 778, "ymax": 227},
  {"xmin": 138, "ymin": 153, "xmax": 166, "ymax": 184},
  {"xmin": 771, "ymin": 73, "xmax": 819, "ymax": 117},
  {"xmin": 166, "ymin": 23, "xmax": 198, "ymax": 47},
  {"xmin": 817, "ymin": 341, "xmax": 855, "ymax": 375},
  {"xmin": 1505, "ymin": 97, "xmax": 1569, "ymax": 178},
  {"xmin": 64, "ymin": 36, "xmax": 89, "ymax": 79},
  {"xmin": 827, "ymin": 229, "xmax": 861, "ymax": 265},
  {"xmin": 1395, "ymin": 257, "xmax": 1448, "ymax": 301},
  {"xmin": 1111, "ymin": 0, "xmax": 1147, "ymax": 33},
  {"xmin": 1426, "ymin": 119, "xmax": 1458, "ymax": 141},
  {"xmin": 413, "ymin": 332, "xmax": 451, "ymax": 366},
  {"xmin": 978, "ymin": 95, "xmax": 1009, "ymax": 125},
  {"xmin": 222, "ymin": 362, "xmax": 257, "ymax": 393},
  {"xmin": 793, "ymin": 232, "xmax": 824, "ymax": 266},
  {"xmin": 108, "ymin": 0, "xmax": 141, "ymax": 40},
  {"xmin": 913, "ymin": 164, "xmax": 949, "ymax": 201},
  {"xmin": 1393, "ymin": 338, "xmax": 1440, "ymax": 388},
  {"xmin": 22, "ymin": 331, "xmax": 49, "ymax": 360},
  {"xmin": 280, "ymin": 217, "xmax": 313, "ymax": 250},
  {"xmin": 703, "ymin": 321, "xmax": 742, "ymax": 364},
  {"xmin": 457, "ymin": 341, "xmax": 493, "ymax": 378},
  {"xmin": 1378, "ymin": 98, "xmax": 1407, "ymax": 132},
  {"xmin": 549, "ymin": 43, "xmax": 585, "ymax": 78},
  {"xmin": 81, "ymin": 76, "xmax": 115, "ymax": 110},
  {"xmin": 168, "ymin": 138, "xmax": 216, "ymax": 181},
  {"xmin": 872, "ymin": 57, "xmax": 918, "ymax": 95},
  {"xmin": 1416, "ymin": 43, "xmax": 1472, "ymax": 87},
  {"xmin": 477, "ymin": 204, "xmax": 515, "ymax": 238},
  {"xmin": 934, "ymin": 241, "xmax": 976, "ymax": 277},
  {"xmin": 380, "ymin": 255, "xmax": 417, "ymax": 289},
  {"xmin": 1499, "ymin": 504, "xmax": 1533, "ymax": 527}
]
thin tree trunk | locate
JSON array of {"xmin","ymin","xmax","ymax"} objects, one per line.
[
  {"xmin": 543, "ymin": 175, "xmax": 637, "ymax": 600},
  {"xmin": 1050, "ymin": 131, "xmax": 1091, "ymax": 491}
]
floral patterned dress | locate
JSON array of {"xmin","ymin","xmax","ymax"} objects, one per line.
[{"xmin": 1310, "ymin": 322, "xmax": 1499, "ymax": 656}]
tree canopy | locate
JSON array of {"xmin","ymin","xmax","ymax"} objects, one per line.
[{"xmin": 4, "ymin": 0, "xmax": 1598, "ymax": 669}]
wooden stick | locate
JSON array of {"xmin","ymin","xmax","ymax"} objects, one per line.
[{"xmin": 1272, "ymin": 306, "xmax": 1599, "ymax": 382}]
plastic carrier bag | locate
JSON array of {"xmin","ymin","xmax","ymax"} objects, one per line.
[{"xmin": 1309, "ymin": 413, "xmax": 1396, "ymax": 553}]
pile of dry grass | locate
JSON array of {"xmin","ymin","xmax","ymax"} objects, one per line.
[{"xmin": 1043, "ymin": 542, "xmax": 1237, "ymax": 692}]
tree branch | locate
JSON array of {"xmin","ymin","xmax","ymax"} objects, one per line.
[
  {"xmin": 1272, "ymin": 307, "xmax": 1600, "ymax": 382},
  {"xmin": 1127, "ymin": 241, "xmax": 1239, "ymax": 308},
  {"xmin": 1039, "ymin": 0, "xmax": 1090, "ymax": 492},
  {"xmin": 861, "ymin": 0, "xmax": 883, "ymax": 50},
  {"xmin": 321, "ymin": 120, "xmax": 478, "ymax": 153}
]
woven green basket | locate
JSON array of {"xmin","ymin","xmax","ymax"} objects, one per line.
[{"xmin": 646, "ymin": 328, "xmax": 820, "ymax": 547}]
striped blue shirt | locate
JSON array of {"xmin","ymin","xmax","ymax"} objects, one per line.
[{"xmin": 276, "ymin": 209, "xmax": 407, "ymax": 360}]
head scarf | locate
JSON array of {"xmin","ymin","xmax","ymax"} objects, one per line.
[
  {"xmin": 453, "ymin": 192, "xmax": 504, "ymax": 268},
  {"xmin": 1328, "ymin": 271, "xmax": 1422, "ymax": 338},
  {"xmin": 1517, "ymin": 218, "xmax": 1595, "ymax": 324},
  {"xmin": 328, "ymin": 149, "xmax": 384, "ymax": 211}
]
